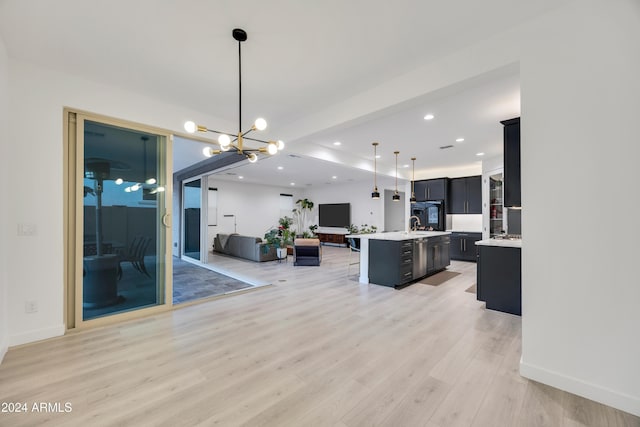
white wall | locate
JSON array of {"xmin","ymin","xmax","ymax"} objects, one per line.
[
  {"xmin": 304, "ymin": 176, "xmax": 398, "ymax": 232},
  {"xmin": 519, "ymin": 0, "xmax": 640, "ymax": 416},
  {"xmin": 205, "ymin": 177, "xmax": 304, "ymax": 247},
  {"xmin": 5, "ymin": 59, "xmax": 230, "ymax": 346},
  {"xmin": 3, "ymin": 1, "xmax": 640, "ymax": 415},
  {"xmin": 0, "ymin": 34, "xmax": 9, "ymax": 362}
]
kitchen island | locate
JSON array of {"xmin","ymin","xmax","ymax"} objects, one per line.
[
  {"xmin": 351, "ymin": 231, "xmax": 451, "ymax": 287},
  {"xmin": 475, "ymin": 238, "xmax": 522, "ymax": 315}
]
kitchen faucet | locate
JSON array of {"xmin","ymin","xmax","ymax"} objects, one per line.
[{"xmin": 409, "ymin": 215, "xmax": 421, "ymax": 231}]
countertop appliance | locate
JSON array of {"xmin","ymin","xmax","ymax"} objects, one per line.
[{"xmin": 411, "ymin": 200, "xmax": 445, "ymax": 231}]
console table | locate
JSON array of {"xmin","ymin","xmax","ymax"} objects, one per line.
[{"xmin": 316, "ymin": 233, "xmax": 347, "ymax": 247}]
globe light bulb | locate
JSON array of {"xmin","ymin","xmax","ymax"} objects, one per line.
[
  {"xmin": 131, "ymin": 184, "xmax": 141, "ymax": 192},
  {"xmin": 254, "ymin": 118, "xmax": 267, "ymax": 131},
  {"xmin": 267, "ymin": 142, "xmax": 278, "ymax": 155},
  {"xmin": 220, "ymin": 144, "xmax": 231, "ymax": 152},
  {"xmin": 184, "ymin": 121, "xmax": 197, "ymax": 133},
  {"xmin": 247, "ymin": 153, "xmax": 258, "ymax": 163},
  {"xmin": 218, "ymin": 134, "xmax": 231, "ymax": 147},
  {"xmin": 157, "ymin": 186, "xmax": 165, "ymax": 192},
  {"xmin": 145, "ymin": 178, "xmax": 156, "ymax": 185},
  {"xmin": 114, "ymin": 178, "xmax": 124, "ymax": 185},
  {"xmin": 277, "ymin": 140, "xmax": 285, "ymax": 150},
  {"xmin": 202, "ymin": 147, "xmax": 213, "ymax": 157}
]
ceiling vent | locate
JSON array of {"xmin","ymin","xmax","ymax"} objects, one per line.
[
  {"xmin": 288, "ymin": 154, "xmax": 302, "ymax": 158},
  {"xmin": 439, "ymin": 145, "xmax": 454, "ymax": 150},
  {"xmin": 226, "ymin": 172, "xmax": 236, "ymax": 176}
]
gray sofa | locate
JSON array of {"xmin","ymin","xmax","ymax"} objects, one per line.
[{"xmin": 213, "ymin": 233, "xmax": 278, "ymax": 262}]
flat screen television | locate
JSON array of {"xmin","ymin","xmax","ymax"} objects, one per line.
[{"xmin": 318, "ymin": 203, "xmax": 351, "ymax": 228}]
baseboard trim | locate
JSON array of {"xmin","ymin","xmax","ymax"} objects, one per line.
[
  {"xmin": 9, "ymin": 324, "xmax": 65, "ymax": 347},
  {"xmin": 520, "ymin": 359, "xmax": 640, "ymax": 417}
]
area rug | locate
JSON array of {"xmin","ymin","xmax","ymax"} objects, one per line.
[
  {"xmin": 419, "ymin": 270, "xmax": 461, "ymax": 286},
  {"xmin": 173, "ymin": 258, "xmax": 254, "ymax": 304},
  {"xmin": 465, "ymin": 283, "xmax": 477, "ymax": 294}
]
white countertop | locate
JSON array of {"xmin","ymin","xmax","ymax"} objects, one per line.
[
  {"xmin": 475, "ymin": 238, "xmax": 522, "ymax": 248},
  {"xmin": 350, "ymin": 231, "xmax": 451, "ymax": 241},
  {"xmin": 446, "ymin": 230, "xmax": 483, "ymax": 234}
]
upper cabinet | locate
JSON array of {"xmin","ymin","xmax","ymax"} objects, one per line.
[
  {"xmin": 447, "ymin": 176, "xmax": 481, "ymax": 214},
  {"xmin": 412, "ymin": 178, "xmax": 448, "ymax": 202},
  {"xmin": 501, "ymin": 117, "xmax": 521, "ymax": 208}
]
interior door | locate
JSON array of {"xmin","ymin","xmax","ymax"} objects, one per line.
[{"xmin": 67, "ymin": 111, "xmax": 172, "ymax": 327}]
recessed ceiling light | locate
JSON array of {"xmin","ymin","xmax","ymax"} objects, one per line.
[
  {"xmin": 332, "ymin": 176, "xmax": 337, "ymax": 179},
  {"xmin": 456, "ymin": 138, "xmax": 465, "ymax": 142},
  {"xmin": 239, "ymin": 176, "xmax": 244, "ymax": 179},
  {"xmin": 333, "ymin": 141, "xmax": 341, "ymax": 146},
  {"xmin": 403, "ymin": 164, "xmax": 409, "ymax": 168},
  {"xmin": 424, "ymin": 114, "xmax": 435, "ymax": 120},
  {"xmin": 476, "ymin": 152, "xmax": 485, "ymax": 156},
  {"xmin": 375, "ymin": 155, "xmax": 381, "ymax": 159},
  {"xmin": 277, "ymin": 166, "xmax": 283, "ymax": 170},
  {"xmin": 290, "ymin": 182, "xmax": 295, "ymax": 186}
]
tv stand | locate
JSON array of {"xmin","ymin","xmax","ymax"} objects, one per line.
[{"xmin": 316, "ymin": 232, "xmax": 347, "ymax": 247}]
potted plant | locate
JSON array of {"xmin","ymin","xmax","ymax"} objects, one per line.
[
  {"xmin": 292, "ymin": 198, "xmax": 314, "ymax": 237},
  {"xmin": 263, "ymin": 229, "xmax": 286, "ymax": 259},
  {"xmin": 359, "ymin": 224, "xmax": 378, "ymax": 234}
]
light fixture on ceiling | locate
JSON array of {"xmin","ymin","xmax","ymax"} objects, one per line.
[
  {"xmin": 371, "ymin": 142, "xmax": 380, "ymax": 199},
  {"xmin": 183, "ymin": 28, "xmax": 284, "ymax": 163},
  {"xmin": 393, "ymin": 151, "xmax": 401, "ymax": 202},
  {"xmin": 424, "ymin": 114, "xmax": 435, "ymax": 120},
  {"xmin": 410, "ymin": 157, "xmax": 417, "ymax": 203},
  {"xmin": 456, "ymin": 138, "xmax": 465, "ymax": 142}
]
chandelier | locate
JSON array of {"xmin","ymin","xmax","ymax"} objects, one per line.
[{"xmin": 184, "ymin": 28, "xmax": 284, "ymax": 163}]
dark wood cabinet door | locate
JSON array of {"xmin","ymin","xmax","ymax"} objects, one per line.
[
  {"xmin": 449, "ymin": 235, "xmax": 463, "ymax": 260},
  {"xmin": 448, "ymin": 178, "xmax": 467, "ymax": 213},
  {"xmin": 413, "ymin": 180, "xmax": 428, "ymax": 202},
  {"xmin": 425, "ymin": 178, "xmax": 447, "ymax": 201},
  {"xmin": 502, "ymin": 118, "xmax": 521, "ymax": 207},
  {"xmin": 466, "ymin": 176, "xmax": 482, "ymax": 214},
  {"xmin": 439, "ymin": 241, "xmax": 450, "ymax": 270}
]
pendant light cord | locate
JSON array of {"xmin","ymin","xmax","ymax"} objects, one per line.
[
  {"xmin": 394, "ymin": 151, "xmax": 399, "ymax": 193},
  {"xmin": 374, "ymin": 145, "xmax": 378, "ymax": 188},
  {"xmin": 238, "ymin": 38, "xmax": 242, "ymax": 134}
]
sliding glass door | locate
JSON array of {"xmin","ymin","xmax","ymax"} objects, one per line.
[
  {"xmin": 67, "ymin": 111, "xmax": 172, "ymax": 327},
  {"xmin": 182, "ymin": 178, "xmax": 202, "ymax": 261}
]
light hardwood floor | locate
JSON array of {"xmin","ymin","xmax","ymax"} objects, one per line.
[{"xmin": 1, "ymin": 247, "xmax": 638, "ymax": 427}]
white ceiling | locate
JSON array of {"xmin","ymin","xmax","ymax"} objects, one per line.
[{"xmin": 0, "ymin": 0, "xmax": 565, "ymax": 181}]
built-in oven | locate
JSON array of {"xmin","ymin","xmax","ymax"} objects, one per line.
[{"xmin": 410, "ymin": 200, "xmax": 445, "ymax": 231}]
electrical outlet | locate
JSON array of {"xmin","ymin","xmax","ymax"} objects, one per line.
[
  {"xmin": 18, "ymin": 223, "xmax": 37, "ymax": 236},
  {"xmin": 25, "ymin": 300, "xmax": 38, "ymax": 313}
]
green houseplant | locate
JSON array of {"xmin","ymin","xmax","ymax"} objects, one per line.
[{"xmin": 292, "ymin": 198, "xmax": 314, "ymax": 237}]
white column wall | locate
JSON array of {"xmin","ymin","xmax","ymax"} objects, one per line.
[
  {"xmin": 519, "ymin": 0, "xmax": 640, "ymax": 415},
  {"xmin": 0, "ymin": 34, "xmax": 9, "ymax": 362}
]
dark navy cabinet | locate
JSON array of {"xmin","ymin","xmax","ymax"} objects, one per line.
[
  {"xmin": 476, "ymin": 245, "xmax": 521, "ymax": 315},
  {"xmin": 369, "ymin": 239, "xmax": 413, "ymax": 287},
  {"xmin": 501, "ymin": 117, "xmax": 521, "ymax": 208},
  {"xmin": 450, "ymin": 232, "xmax": 482, "ymax": 262},
  {"xmin": 447, "ymin": 176, "xmax": 481, "ymax": 214},
  {"xmin": 413, "ymin": 178, "xmax": 448, "ymax": 202}
]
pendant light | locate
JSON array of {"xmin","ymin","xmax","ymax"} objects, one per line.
[
  {"xmin": 371, "ymin": 142, "xmax": 380, "ymax": 199},
  {"xmin": 183, "ymin": 28, "xmax": 284, "ymax": 162},
  {"xmin": 392, "ymin": 151, "xmax": 401, "ymax": 201},
  {"xmin": 410, "ymin": 157, "xmax": 417, "ymax": 203}
]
